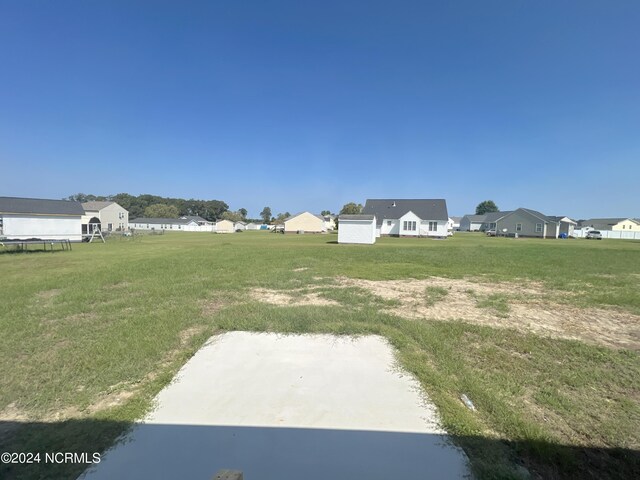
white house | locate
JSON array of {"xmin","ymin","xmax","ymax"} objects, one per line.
[
  {"xmin": 0, "ymin": 196, "xmax": 84, "ymax": 241},
  {"xmin": 234, "ymin": 221, "xmax": 247, "ymax": 231},
  {"xmin": 338, "ymin": 215, "xmax": 377, "ymax": 244},
  {"xmin": 361, "ymin": 199, "xmax": 449, "ymax": 238},
  {"xmin": 181, "ymin": 215, "xmax": 214, "ymax": 226},
  {"xmin": 82, "ymin": 201, "xmax": 129, "ymax": 233},
  {"xmin": 129, "ymin": 217, "xmax": 196, "ymax": 231},
  {"xmin": 324, "ymin": 214, "xmax": 336, "ymax": 231}
]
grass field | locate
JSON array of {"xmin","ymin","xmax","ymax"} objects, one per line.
[{"xmin": 1, "ymin": 232, "xmax": 639, "ymax": 479}]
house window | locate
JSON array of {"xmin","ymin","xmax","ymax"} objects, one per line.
[
  {"xmin": 516, "ymin": 223, "xmax": 523, "ymax": 232},
  {"xmin": 107, "ymin": 223, "xmax": 113, "ymax": 231},
  {"xmin": 387, "ymin": 220, "xmax": 391, "ymax": 226},
  {"xmin": 429, "ymin": 221, "xmax": 437, "ymax": 232},
  {"xmin": 403, "ymin": 221, "xmax": 416, "ymax": 231},
  {"xmin": 622, "ymin": 225, "xmax": 625, "ymax": 229},
  {"xmin": 535, "ymin": 223, "xmax": 543, "ymax": 233}
]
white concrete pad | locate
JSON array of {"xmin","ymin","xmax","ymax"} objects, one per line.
[{"xmin": 80, "ymin": 332, "xmax": 470, "ymax": 479}]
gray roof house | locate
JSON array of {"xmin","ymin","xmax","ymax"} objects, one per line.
[
  {"xmin": 459, "ymin": 211, "xmax": 513, "ymax": 232},
  {"xmin": 578, "ymin": 218, "xmax": 640, "ymax": 231},
  {"xmin": 459, "ymin": 214, "xmax": 486, "ymax": 231},
  {"xmin": 492, "ymin": 208, "xmax": 576, "ymax": 238},
  {"xmin": 361, "ymin": 199, "xmax": 449, "ymax": 237}
]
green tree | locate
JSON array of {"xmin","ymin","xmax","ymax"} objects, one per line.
[
  {"xmin": 260, "ymin": 207, "xmax": 272, "ymax": 223},
  {"xmin": 475, "ymin": 200, "xmax": 499, "ymax": 215},
  {"xmin": 144, "ymin": 203, "xmax": 180, "ymax": 218},
  {"xmin": 321, "ymin": 210, "xmax": 332, "ymax": 216},
  {"xmin": 238, "ymin": 208, "xmax": 248, "ymax": 219},
  {"xmin": 339, "ymin": 202, "xmax": 363, "ymax": 215},
  {"xmin": 221, "ymin": 210, "xmax": 243, "ymax": 222},
  {"xmin": 274, "ymin": 212, "xmax": 291, "ymax": 224}
]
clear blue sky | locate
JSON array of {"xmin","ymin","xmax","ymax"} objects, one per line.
[{"xmin": 1, "ymin": 1, "xmax": 638, "ymax": 218}]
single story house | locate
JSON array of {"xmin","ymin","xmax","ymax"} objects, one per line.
[
  {"xmin": 283, "ymin": 212, "xmax": 326, "ymax": 234},
  {"xmin": 82, "ymin": 201, "xmax": 129, "ymax": 234},
  {"xmin": 361, "ymin": 199, "xmax": 449, "ymax": 238},
  {"xmin": 129, "ymin": 217, "xmax": 195, "ymax": 231},
  {"xmin": 215, "ymin": 219, "xmax": 235, "ymax": 233},
  {"xmin": 234, "ymin": 221, "xmax": 247, "ymax": 231},
  {"xmin": 338, "ymin": 215, "xmax": 377, "ymax": 244},
  {"xmin": 0, "ymin": 196, "xmax": 84, "ymax": 241},
  {"xmin": 492, "ymin": 208, "xmax": 575, "ymax": 238},
  {"xmin": 448, "ymin": 216, "xmax": 462, "ymax": 232},
  {"xmin": 181, "ymin": 215, "xmax": 214, "ymax": 226},
  {"xmin": 459, "ymin": 214, "xmax": 486, "ymax": 232},
  {"xmin": 578, "ymin": 218, "xmax": 640, "ymax": 231},
  {"xmin": 323, "ymin": 214, "xmax": 336, "ymax": 231}
]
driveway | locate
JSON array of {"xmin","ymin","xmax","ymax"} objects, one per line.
[{"xmin": 80, "ymin": 332, "xmax": 471, "ymax": 479}]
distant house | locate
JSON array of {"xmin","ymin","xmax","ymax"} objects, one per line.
[
  {"xmin": 458, "ymin": 212, "xmax": 511, "ymax": 232},
  {"xmin": 82, "ymin": 201, "xmax": 129, "ymax": 233},
  {"xmin": 338, "ymin": 215, "xmax": 377, "ymax": 244},
  {"xmin": 129, "ymin": 217, "xmax": 195, "ymax": 231},
  {"xmin": 492, "ymin": 208, "xmax": 576, "ymax": 238},
  {"xmin": 361, "ymin": 199, "xmax": 449, "ymax": 238},
  {"xmin": 0, "ymin": 196, "xmax": 84, "ymax": 241},
  {"xmin": 448, "ymin": 216, "xmax": 462, "ymax": 232},
  {"xmin": 180, "ymin": 215, "xmax": 213, "ymax": 226},
  {"xmin": 245, "ymin": 222, "xmax": 262, "ymax": 230},
  {"xmin": 578, "ymin": 218, "xmax": 640, "ymax": 231},
  {"xmin": 215, "ymin": 219, "xmax": 235, "ymax": 233},
  {"xmin": 323, "ymin": 214, "xmax": 336, "ymax": 231},
  {"xmin": 283, "ymin": 212, "xmax": 326, "ymax": 233},
  {"xmin": 459, "ymin": 214, "xmax": 486, "ymax": 232},
  {"xmin": 234, "ymin": 221, "xmax": 247, "ymax": 231}
]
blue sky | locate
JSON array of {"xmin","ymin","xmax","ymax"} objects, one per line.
[{"xmin": 1, "ymin": 1, "xmax": 638, "ymax": 218}]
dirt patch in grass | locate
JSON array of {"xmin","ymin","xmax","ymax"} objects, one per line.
[
  {"xmin": 251, "ymin": 277, "xmax": 639, "ymax": 350},
  {"xmin": 36, "ymin": 289, "xmax": 62, "ymax": 299},
  {"xmin": 251, "ymin": 288, "xmax": 340, "ymax": 307},
  {"xmin": 335, "ymin": 277, "xmax": 640, "ymax": 350}
]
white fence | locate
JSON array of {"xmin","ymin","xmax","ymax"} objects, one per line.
[
  {"xmin": 573, "ymin": 229, "xmax": 640, "ymax": 240},
  {"xmin": 183, "ymin": 225, "xmax": 215, "ymax": 232}
]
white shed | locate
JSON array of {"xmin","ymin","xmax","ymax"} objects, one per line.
[
  {"xmin": 338, "ymin": 215, "xmax": 377, "ymax": 244},
  {"xmin": 0, "ymin": 196, "xmax": 84, "ymax": 241}
]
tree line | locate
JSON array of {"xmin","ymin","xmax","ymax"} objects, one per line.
[{"xmin": 65, "ymin": 193, "xmax": 230, "ymax": 222}]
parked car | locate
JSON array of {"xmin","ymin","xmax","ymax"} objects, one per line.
[
  {"xmin": 485, "ymin": 229, "xmax": 496, "ymax": 236},
  {"xmin": 586, "ymin": 230, "xmax": 602, "ymax": 240}
]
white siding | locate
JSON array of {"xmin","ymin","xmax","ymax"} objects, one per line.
[
  {"xmin": 380, "ymin": 219, "xmax": 400, "ymax": 236},
  {"xmin": 2, "ymin": 214, "xmax": 82, "ymax": 241},
  {"xmin": 338, "ymin": 219, "xmax": 376, "ymax": 244},
  {"xmin": 419, "ymin": 220, "xmax": 448, "ymax": 237},
  {"xmin": 398, "ymin": 211, "xmax": 421, "ymax": 236}
]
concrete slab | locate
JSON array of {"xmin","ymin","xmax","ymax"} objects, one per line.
[{"xmin": 79, "ymin": 332, "xmax": 471, "ymax": 479}]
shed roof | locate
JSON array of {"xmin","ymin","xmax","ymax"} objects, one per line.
[
  {"xmin": 362, "ymin": 199, "xmax": 448, "ymax": 225},
  {"xmin": 0, "ymin": 196, "xmax": 85, "ymax": 216}
]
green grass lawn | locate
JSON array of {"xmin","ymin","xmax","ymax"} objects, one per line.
[{"xmin": 1, "ymin": 232, "xmax": 639, "ymax": 479}]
